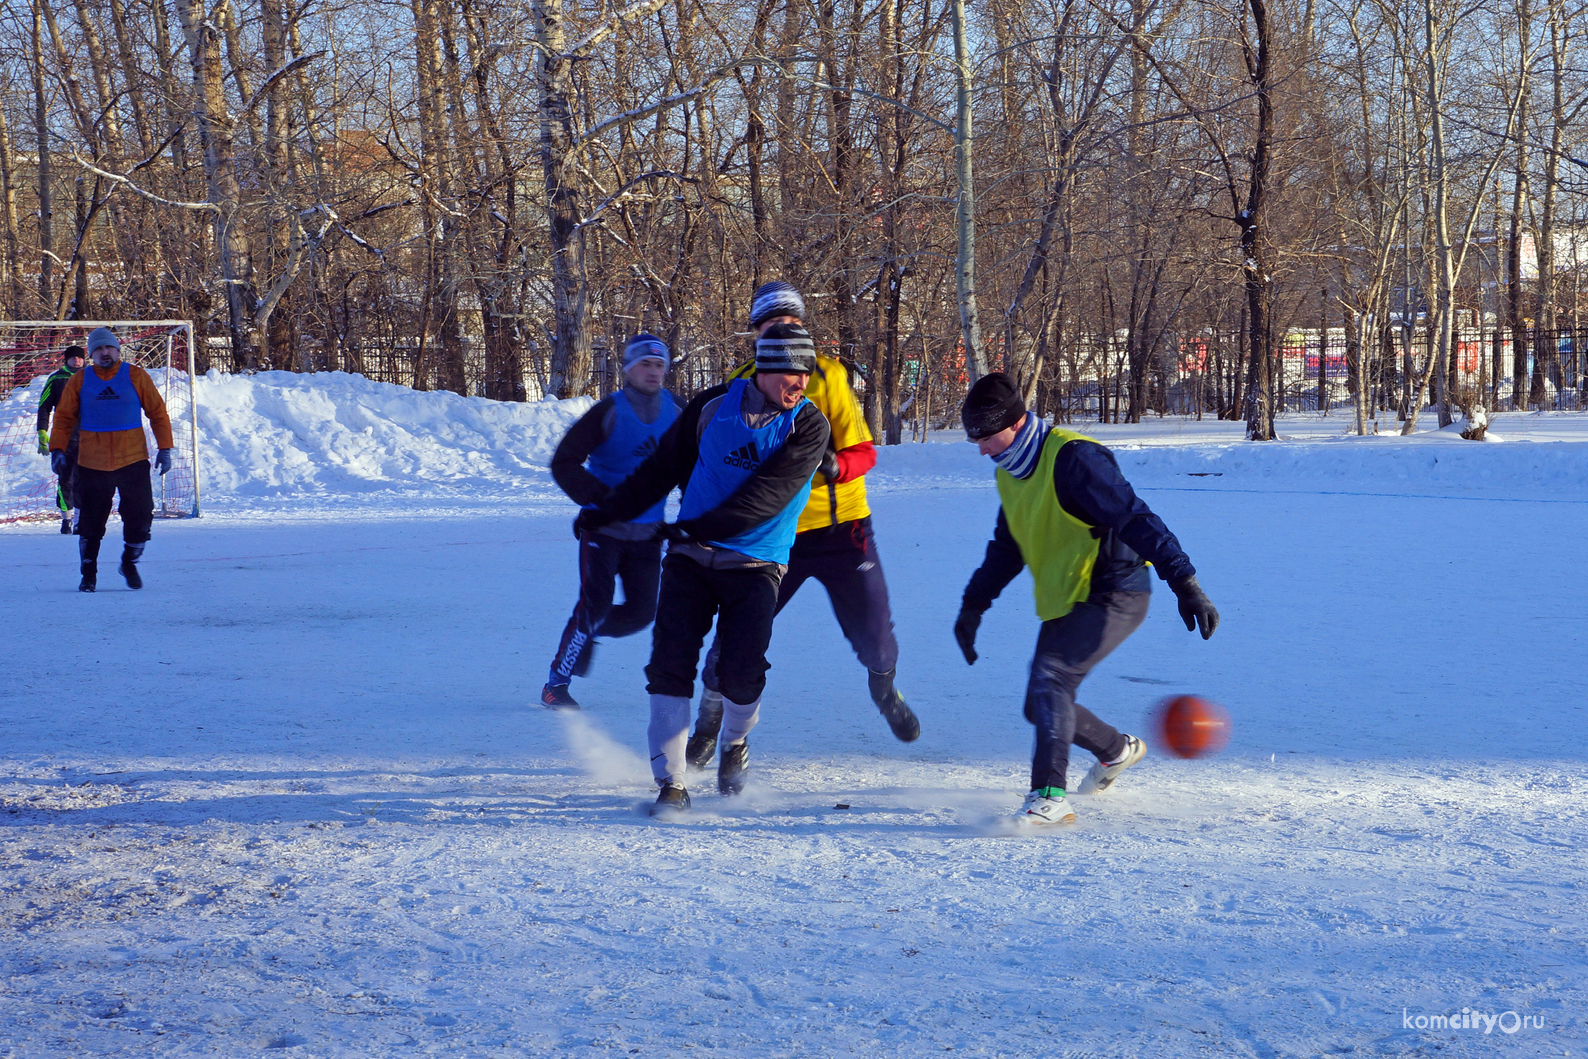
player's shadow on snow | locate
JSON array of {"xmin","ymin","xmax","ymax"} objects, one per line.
[{"xmin": 1, "ymin": 774, "xmax": 1022, "ymax": 839}]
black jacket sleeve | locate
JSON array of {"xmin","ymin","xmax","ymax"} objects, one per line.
[
  {"xmin": 1054, "ymin": 440, "xmax": 1195, "ymax": 582},
  {"xmin": 550, "ymin": 397, "xmax": 616, "ymax": 506},
  {"xmin": 36, "ymin": 376, "xmax": 63, "ymax": 432},
  {"xmin": 676, "ymin": 402, "xmax": 830, "ymax": 543},
  {"xmin": 961, "ymin": 508, "xmax": 1026, "ymax": 614},
  {"xmin": 595, "ymin": 385, "xmax": 725, "ymax": 524}
]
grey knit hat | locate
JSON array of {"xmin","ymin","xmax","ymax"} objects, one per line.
[
  {"xmin": 749, "ymin": 281, "xmax": 806, "ymax": 329},
  {"xmin": 754, "ymin": 323, "xmax": 816, "ymax": 374},
  {"xmin": 86, "ymin": 327, "xmax": 121, "ymax": 356}
]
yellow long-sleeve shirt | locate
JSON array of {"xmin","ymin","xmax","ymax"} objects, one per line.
[{"xmin": 48, "ymin": 361, "xmax": 174, "ymax": 472}]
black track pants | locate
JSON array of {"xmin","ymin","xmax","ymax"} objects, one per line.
[
  {"xmin": 646, "ymin": 554, "xmax": 781, "ymax": 706},
  {"xmin": 1025, "ymin": 590, "xmax": 1150, "ymax": 792},
  {"xmin": 547, "ymin": 533, "xmax": 663, "ymax": 684},
  {"xmin": 76, "ymin": 460, "xmax": 153, "ymax": 545},
  {"xmin": 702, "ymin": 517, "xmax": 898, "ymax": 691}
]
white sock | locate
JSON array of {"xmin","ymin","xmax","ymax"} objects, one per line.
[
  {"xmin": 721, "ymin": 695, "xmax": 761, "ymax": 747},
  {"xmin": 647, "ymin": 695, "xmax": 690, "ymax": 784}
]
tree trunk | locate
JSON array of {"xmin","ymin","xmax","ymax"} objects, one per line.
[
  {"xmin": 537, "ymin": 0, "xmax": 592, "ymax": 398},
  {"xmin": 175, "ymin": 0, "xmax": 260, "ymax": 370},
  {"xmin": 30, "ymin": 0, "xmax": 54, "ymax": 311},
  {"xmin": 1242, "ymin": 0, "xmax": 1276, "ymax": 442},
  {"xmin": 950, "ymin": 0, "xmax": 986, "ymax": 383}
]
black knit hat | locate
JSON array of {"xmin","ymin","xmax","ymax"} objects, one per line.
[
  {"xmin": 962, "ymin": 372, "xmax": 1027, "ymax": 438},
  {"xmin": 63, "ymin": 345, "xmax": 86, "ymax": 363},
  {"xmin": 755, "ymin": 323, "xmax": 816, "ymax": 374}
]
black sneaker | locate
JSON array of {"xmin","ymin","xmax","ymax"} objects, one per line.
[
  {"xmin": 650, "ymin": 783, "xmax": 690, "ymax": 818},
  {"xmin": 78, "ymin": 567, "xmax": 96, "ymax": 593},
  {"xmin": 869, "ymin": 669, "xmax": 920, "ymax": 742},
  {"xmin": 685, "ymin": 690, "xmax": 725, "ymax": 771},
  {"xmin": 718, "ymin": 740, "xmax": 749, "ymax": 796},
  {"xmin": 540, "ymin": 683, "xmax": 580, "ymax": 710},
  {"xmin": 60, "ymin": 515, "xmax": 72, "ymax": 535}
]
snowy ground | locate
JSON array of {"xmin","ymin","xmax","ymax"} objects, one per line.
[{"xmin": 2, "ymin": 376, "xmax": 1585, "ymax": 1057}]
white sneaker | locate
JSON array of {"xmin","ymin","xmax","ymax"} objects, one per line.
[
  {"xmin": 1014, "ymin": 790, "xmax": 1077, "ymax": 827},
  {"xmin": 1078, "ymin": 735, "xmax": 1146, "ymax": 795}
]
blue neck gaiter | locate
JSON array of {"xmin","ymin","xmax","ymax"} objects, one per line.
[{"xmin": 992, "ymin": 414, "xmax": 1048, "ymax": 480}]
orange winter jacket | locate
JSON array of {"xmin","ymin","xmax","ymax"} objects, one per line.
[{"xmin": 48, "ymin": 362, "xmax": 174, "ymax": 472}]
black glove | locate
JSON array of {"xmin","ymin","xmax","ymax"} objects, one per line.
[
  {"xmin": 657, "ymin": 522, "xmax": 693, "ymax": 543},
  {"xmin": 1170, "ymin": 575, "xmax": 1219, "ymax": 640},
  {"xmin": 817, "ymin": 450, "xmax": 840, "ymax": 483},
  {"xmin": 953, "ymin": 607, "xmax": 981, "ymax": 665},
  {"xmin": 155, "ymin": 448, "xmax": 173, "ymax": 476},
  {"xmin": 50, "ymin": 450, "xmax": 69, "ymax": 477},
  {"xmin": 572, "ymin": 507, "xmax": 613, "ymax": 538}
]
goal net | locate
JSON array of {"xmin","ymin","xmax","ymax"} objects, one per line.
[{"xmin": 0, "ymin": 321, "xmax": 201, "ymax": 524}]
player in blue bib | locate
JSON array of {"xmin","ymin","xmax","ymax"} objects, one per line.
[
  {"xmin": 541, "ymin": 335, "xmax": 682, "ymax": 709},
  {"xmin": 575, "ymin": 324, "xmax": 830, "ymax": 817}
]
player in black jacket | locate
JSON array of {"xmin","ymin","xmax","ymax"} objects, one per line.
[
  {"xmin": 36, "ymin": 345, "xmax": 86, "ymax": 534},
  {"xmin": 578, "ymin": 325, "xmax": 830, "ymax": 816}
]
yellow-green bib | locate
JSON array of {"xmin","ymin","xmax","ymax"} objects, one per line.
[{"xmin": 995, "ymin": 427, "xmax": 1101, "ymax": 621}]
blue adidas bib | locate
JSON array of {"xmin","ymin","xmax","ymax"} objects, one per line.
[
  {"xmin": 586, "ymin": 388, "xmax": 679, "ymax": 524},
  {"xmin": 78, "ymin": 362, "xmax": 144, "ymax": 432},
  {"xmin": 678, "ymin": 378, "xmax": 813, "ymax": 564}
]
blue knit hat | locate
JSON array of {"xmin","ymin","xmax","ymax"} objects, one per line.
[
  {"xmin": 86, "ymin": 327, "xmax": 121, "ymax": 356},
  {"xmin": 623, "ymin": 333, "xmax": 670, "ymax": 370},
  {"xmin": 749, "ymin": 281, "xmax": 806, "ymax": 329}
]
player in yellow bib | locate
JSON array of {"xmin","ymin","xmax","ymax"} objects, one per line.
[{"xmin": 953, "ymin": 373, "xmax": 1219, "ymax": 828}]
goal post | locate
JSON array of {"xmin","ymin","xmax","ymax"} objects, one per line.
[{"xmin": 0, "ymin": 320, "xmax": 201, "ymax": 525}]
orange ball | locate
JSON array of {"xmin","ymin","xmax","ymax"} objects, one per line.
[{"xmin": 1155, "ymin": 695, "xmax": 1231, "ymax": 759}]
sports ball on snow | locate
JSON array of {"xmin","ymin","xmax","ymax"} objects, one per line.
[{"xmin": 1154, "ymin": 695, "xmax": 1230, "ymax": 759}]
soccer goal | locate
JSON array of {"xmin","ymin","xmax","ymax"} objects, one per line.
[{"xmin": 0, "ymin": 320, "xmax": 201, "ymax": 524}]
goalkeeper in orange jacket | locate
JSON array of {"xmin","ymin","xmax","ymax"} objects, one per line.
[{"xmin": 686, "ymin": 281, "xmax": 919, "ymax": 768}]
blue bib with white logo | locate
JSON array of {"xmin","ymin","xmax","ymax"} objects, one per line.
[
  {"xmin": 678, "ymin": 378, "xmax": 813, "ymax": 564},
  {"xmin": 586, "ymin": 388, "xmax": 679, "ymax": 523},
  {"xmin": 78, "ymin": 362, "xmax": 144, "ymax": 432}
]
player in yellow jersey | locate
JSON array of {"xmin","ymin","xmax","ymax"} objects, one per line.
[{"xmin": 686, "ymin": 282, "xmax": 919, "ymax": 768}]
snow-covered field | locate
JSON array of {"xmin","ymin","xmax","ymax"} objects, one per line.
[{"xmin": 2, "ymin": 372, "xmax": 1585, "ymax": 1057}]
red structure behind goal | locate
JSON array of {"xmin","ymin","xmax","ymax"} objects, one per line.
[{"xmin": 1, "ymin": 321, "xmax": 201, "ymax": 524}]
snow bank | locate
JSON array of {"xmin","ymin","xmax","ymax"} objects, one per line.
[
  {"xmin": 869, "ymin": 418, "xmax": 1588, "ymax": 502},
  {"xmin": 192, "ymin": 370, "xmax": 592, "ymax": 506},
  {"xmin": 17, "ymin": 367, "xmax": 1588, "ymax": 512}
]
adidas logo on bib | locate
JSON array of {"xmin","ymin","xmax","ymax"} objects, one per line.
[
  {"xmin": 632, "ymin": 436, "xmax": 658, "ymax": 459},
  {"xmin": 722, "ymin": 443, "xmax": 761, "ymax": 470},
  {"xmin": 94, "ymin": 387, "xmax": 121, "ymax": 400}
]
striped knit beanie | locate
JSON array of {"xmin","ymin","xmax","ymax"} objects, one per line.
[
  {"xmin": 749, "ymin": 281, "xmax": 806, "ymax": 329},
  {"xmin": 754, "ymin": 323, "xmax": 816, "ymax": 374}
]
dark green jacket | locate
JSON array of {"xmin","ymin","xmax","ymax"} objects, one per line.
[{"xmin": 36, "ymin": 367, "xmax": 77, "ymax": 432}]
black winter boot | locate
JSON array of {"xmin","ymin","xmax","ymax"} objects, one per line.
[
  {"xmin": 120, "ymin": 543, "xmax": 145, "ymax": 590},
  {"xmin": 78, "ymin": 538, "xmax": 101, "ymax": 593},
  {"xmin": 869, "ymin": 668, "xmax": 921, "ymax": 742},
  {"xmin": 686, "ymin": 689, "xmax": 725, "ymax": 770},
  {"xmin": 718, "ymin": 740, "xmax": 749, "ymax": 796}
]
